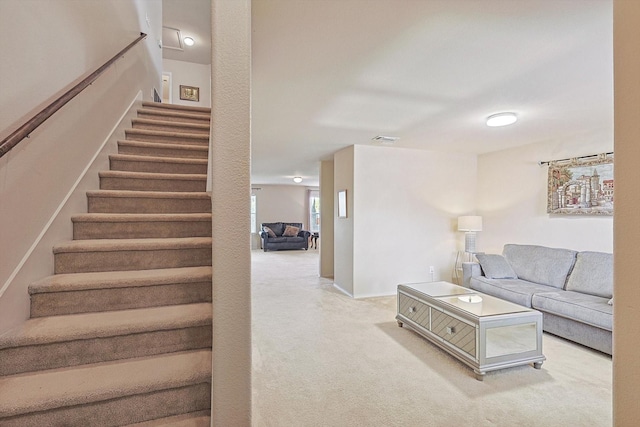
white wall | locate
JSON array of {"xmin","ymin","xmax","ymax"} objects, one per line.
[
  {"xmin": 0, "ymin": 0, "xmax": 162, "ymax": 136},
  {"xmin": 333, "ymin": 145, "xmax": 477, "ymax": 298},
  {"xmin": 162, "ymin": 58, "xmax": 211, "ymax": 107},
  {"xmin": 0, "ymin": 0, "xmax": 162, "ymax": 333},
  {"xmin": 254, "ymin": 184, "xmax": 311, "ymax": 228},
  {"xmin": 476, "ymin": 137, "xmax": 613, "ymax": 255},
  {"xmin": 334, "ymin": 146, "xmax": 355, "ymax": 295}
]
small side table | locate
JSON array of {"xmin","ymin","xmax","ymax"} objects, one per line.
[
  {"xmin": 310, "ymin": 232, "xmax": 319, "ymax": 249},
  {"xmin": 453, "ymin": 251, "xmax": 481, "ymax": 285}
]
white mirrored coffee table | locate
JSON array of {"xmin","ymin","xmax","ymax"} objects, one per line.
[{"xmin": 396, "ymin": 281, "xmax": 545, "ymax": 380}]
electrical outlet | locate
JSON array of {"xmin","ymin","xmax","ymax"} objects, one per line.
[{"xmin": 429, "ymin": 266, "xmax": 435, "ymax": 274}]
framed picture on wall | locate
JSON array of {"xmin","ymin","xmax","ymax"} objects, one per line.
[
  {"xmin": 179, "ymin": 85, "xmax": 200, "ymax": 102},
  {"xmin": 546, "ymin": 153, "xmax": 613, "ymax": 215},
  {"xmin": 338, "ymin": 190, "xmax": 347, "ymax": 218}
]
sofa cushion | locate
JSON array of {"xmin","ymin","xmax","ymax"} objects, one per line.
[
  {"xmin": 565, "ymin": 251, "xmax": 613, "ymax": 298},
  {"xmin": 265, "ymin": 236, "xmax": 305, "ymax": 244},
  {"xmin": 503, "ymin": 244, "xmax": 577, "ymax": 289},
  {"xmin": 267, "ymin": 237, "xmax": 288, "ymax": 243},
  {"xmin": 532, "ymin": 290, "xmax": 612, "ymax": 331},
  {"xmin": 284, "ymin": 236, "xmax": 305, "ymax": 243},
  {"xmin": 469, "ymin": 277, "xmax": 555, "ymax": 308},
  {"xmin": 283, "ymin": 225, "xmax": 300, "ymax": 237},
  {"xmin": 475, "ymin": 254, "xmax": 517, "ymax": 279},
  {"xmin": 262, "ymin": 222, "xmax": 284, "ymax": 236},
  {"xmin": 263, "ymin": 226, "xmax": 276, "ymax": 238}
]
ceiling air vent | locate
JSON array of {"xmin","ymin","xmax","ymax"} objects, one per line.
[
  {"xmin": 371, "ymin": 135, "xmax": 399, "ymax": 144},
  {"xmin": 162, "ymin": 26, "xmax": 184, "ymax": 51}
]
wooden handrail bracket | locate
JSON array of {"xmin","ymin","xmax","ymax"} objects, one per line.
[{"xmin": 0, "ymin": 32, "xmax": 148, "ymax": 158}]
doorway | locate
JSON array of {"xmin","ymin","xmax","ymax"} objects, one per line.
[{"xmin": 162, "ymin": 72, "xmax": 172, "ymax": 103}]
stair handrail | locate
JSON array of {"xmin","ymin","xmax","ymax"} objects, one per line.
[{"xmin": 0, "ymin": 32, "xmax": 148, "ymax": 159}]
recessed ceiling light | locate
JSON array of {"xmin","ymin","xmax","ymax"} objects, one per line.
[
  {"xmin": 183, "ymin": 37, "xmax": 195, "ymax": 46},
  {"xmin": 486, "ymin": 112, "xmax": 517, "ymax": 127},
  {"xmin": 293, "ymin": 177, "xmax": 303, "ymax": 183}
]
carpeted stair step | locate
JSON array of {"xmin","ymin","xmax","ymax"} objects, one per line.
[
  {"xmin": 72, "ymin": 213, "xmax": 212, "ymax": 240},
  {"xmin": 53, "ymin": 237, "xmax": 212, "ymax": 274},
  {"xmin": 110, "ymin": 154, "xmax": 208, "ymax": 175},
  {"xmin": 99, "ymin": 170, "xmax": 207, "ymax": 192},
  {"xmin": 125, "ymin": 129, "xmax": 209, "ymax": 145},
  {"xmin": 0, "ymin": 101, "xmax": 214, "ymax": 424},
  {"xmin": 0, "ymin": 350, "xmax": 211, "ymax": 426},
  {"xmin": 0, "ymin": 303, "xmax": 212, "ymax": 376},
  {"xmin": 132, "ymin": 118, "xmax": 210, "ymax": 135},
  {"xmin": 137, "ymin": 108, "xmax": 211, "ymax": 125},
  {"xmin": 118, "ymin": 140, "xmax": 209, "ymax": 158},
  {"xmin": 29, "ymin": 266, "xmax": 212, "ymax": 317},
  {"xmin": 125, "ymin": 410, "xmax": 211, "ymax": 426},
  {"xmin": 141, "ymin": 101, "xmax": 211, "ymax": 116},
  {"xmin": 87, "ymin": 190, "xmax": 211, "ymax": 214}
]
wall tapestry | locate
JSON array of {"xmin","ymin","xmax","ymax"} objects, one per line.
[{"xmin": 547, "ymin": 153, "xmax": 613, "ymax": 215}]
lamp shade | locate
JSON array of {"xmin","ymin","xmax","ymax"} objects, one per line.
[{"xmin": 458, "ymin": 216, "xmax": 482, "ymax": 232}]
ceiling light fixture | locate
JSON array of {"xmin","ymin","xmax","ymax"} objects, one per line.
[
  {"xmin": 486, "ymin": 112, "xmax": 517, "ymax": 127},
  {"xmin": 183, "ymin": 37, "xmax": 195, "ymax": 46},
  {"xmin": 293, "ymin": 177, "xmax": 303, "ymax": 183},
  {"xmin": 371, "ymin": 135, "xmax": 399, "ymax": 144}
]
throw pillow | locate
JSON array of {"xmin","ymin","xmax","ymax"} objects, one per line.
[
  {"xmin": 263, "ymin": 226, "xmax": 276, "ymax": 238},
  {"xmin": 282, "ymin": 225, "xmax": 300, "ymax": 237},
  {"xmin": 475, "ymin": 253, "xmax": 518, "ymax": 279}
]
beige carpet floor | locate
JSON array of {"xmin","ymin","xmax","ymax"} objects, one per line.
[{"xmin": 251, "ymin": 249, "xmax": 612, "ymax": 427}]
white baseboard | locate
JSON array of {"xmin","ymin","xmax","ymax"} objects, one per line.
[{"xmin": 332, "ymin": 283, "xmax": 353, "ymax": 298}]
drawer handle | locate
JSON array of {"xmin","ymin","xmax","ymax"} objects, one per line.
[
  {"xmin": 446, "ymin": 326, "xmax": 456, "ymax": 335},
  {"xmin": 409, "ymin": 306, "xmax": 416, "ymax": 313}
]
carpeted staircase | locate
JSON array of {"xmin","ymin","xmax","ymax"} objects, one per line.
[{"xmin": 0, "ymin": 102, "xmax": 213, "ymax": 426}]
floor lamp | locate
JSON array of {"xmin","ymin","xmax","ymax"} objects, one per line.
[
  {"xmin": 453, "ymin": 216, "xmax": 483, "ymax": 285},
  {"xmin": 458, "ymin": 215, "xmax": 483, "ymax": 262}
]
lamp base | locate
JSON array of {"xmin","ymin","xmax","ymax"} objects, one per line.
[{"xmin": 464, "ymin": 232, "xmax": 477, "ymax": 254}]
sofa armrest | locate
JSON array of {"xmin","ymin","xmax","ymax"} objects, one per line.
[
  {"xmin": 462, "ymin": 262, "xmax": 483, "ymax": 288},
  {"xmin": 298, "ymin": 230, "xmax": 311, "ymax": 239}
]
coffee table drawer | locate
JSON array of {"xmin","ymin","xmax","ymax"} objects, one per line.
[
  {"xmin": 431, "ymin": 309, "xmax": 476, "ymax": 358},
  {"xmin": 398, "ymin": 293, "xmax": 430, "ymax": 329}
]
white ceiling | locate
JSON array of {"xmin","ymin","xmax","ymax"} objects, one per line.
[
  {"xmin": 162, "ymin": 0, "xmax": 211, "ymax": 65},
  {"xmin": 167, "ymin": 0, "xmax": 613, "ymax": 188}
]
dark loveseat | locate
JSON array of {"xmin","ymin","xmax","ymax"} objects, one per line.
[{"xmin": 261, "ymin": 222, "xmax": 311, "ymax": 252}]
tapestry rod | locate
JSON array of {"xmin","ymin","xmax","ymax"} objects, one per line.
[{"xmin": 538, "ymin": 151, "xmax": 613, "ymax": 167}]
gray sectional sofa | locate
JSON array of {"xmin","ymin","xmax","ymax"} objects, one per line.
[{"xmin": 462, "ymin": 244, "xmax": 613, "ymax": 355}]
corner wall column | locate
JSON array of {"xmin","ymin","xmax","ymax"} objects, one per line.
[
  {"xmin": 319, "ymin": 160, "xmax": 335, "ymax": 278},
  {"xmin": 211, "ymin": 0, "xmax": 251, "ymax": 425},
  {"xmin": 614, "ymin": 0, "xmax": 640, "ymax": 424}
]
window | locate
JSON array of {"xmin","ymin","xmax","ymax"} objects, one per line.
[
  {"xmin": 250, "ymin": 194, "xmax": 257, "ymax": 233},
  {"xmin": 309, "ymin": 191, "xmax": 320, "ymax": 233}
]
